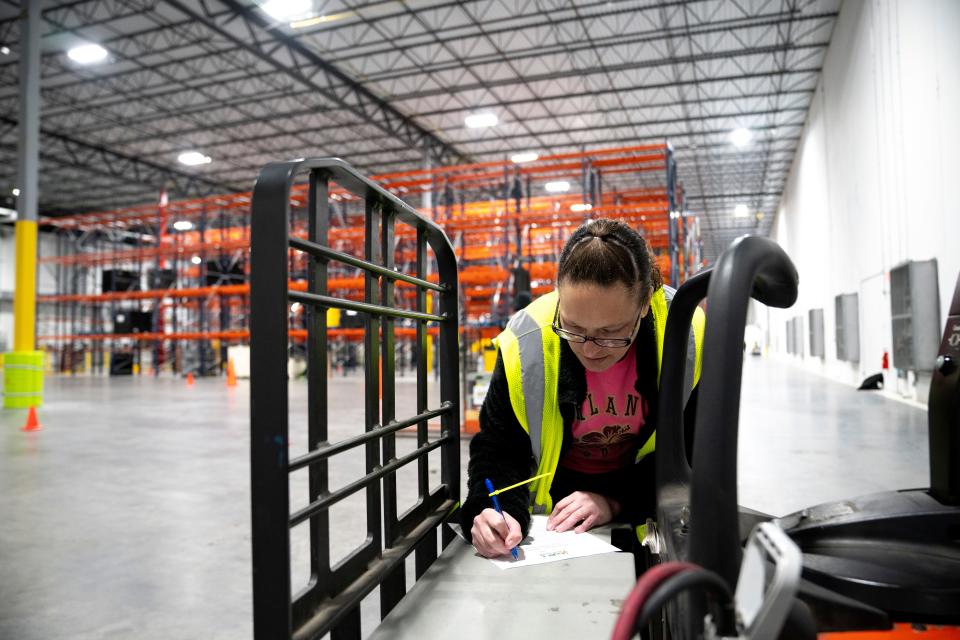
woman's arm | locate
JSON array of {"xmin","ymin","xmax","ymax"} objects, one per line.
[
  {"xmin": 610, "ymin": 384, "xmax": 700, "ymax": 524},
  {"xmin": 459, "ymin": 351, "xmax": 537, "ymax": 541}
]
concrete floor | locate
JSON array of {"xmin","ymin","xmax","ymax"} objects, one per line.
[{"xmin": 0, "ymin": 358, "xmax": 930, "ymax": 639}]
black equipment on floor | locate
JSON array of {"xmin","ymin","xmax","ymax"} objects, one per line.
[{"xmin": 109, "ymin": 352, "xmax": 134, "ymax": 376}]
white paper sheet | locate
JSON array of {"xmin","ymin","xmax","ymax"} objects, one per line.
[{"xmin": 488, "ymin": 515, "xmax": 620, "ymax": 570}]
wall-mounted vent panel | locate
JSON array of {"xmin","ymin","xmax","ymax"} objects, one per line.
[
  {"xmin": 835, "ymin": 293, "xmax": 860, "ymax": 363},
  {"xmin": 889, "ymin": 260, "xmax": 941, "ymax": 371},
  {"xmin": 787, "ymin": 316, "xmax": 804, "ymax": 356},
  {"xmin": 809, "ymin": 308, "xmax": 825, "ymax": 358}
]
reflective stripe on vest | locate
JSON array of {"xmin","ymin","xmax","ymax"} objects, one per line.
[{"xmin": 494, "ymin": 287, "xmax": 704, "ymax": 514}]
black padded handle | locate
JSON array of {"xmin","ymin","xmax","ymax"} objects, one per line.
[
  {"xmin": 686, "ymin": 235, "xmax": 798, "ymax": 589},
  {"xmin": 656, "ymin": 268, "xmax": 712, "ymax": 490}
]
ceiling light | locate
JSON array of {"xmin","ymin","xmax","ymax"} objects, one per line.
[
  {"xmin": 0, "ymin": 46, "xmax": 10, "ymax": 56},
  {"xmin": 191, "ymin": 256, "xmax": 203, "ymax": 265},
  {"xmin": 67, "ymin": 43, "xmax": 108, "ymax": 65},
  {"xmin": 511, "ymin": 152, "xmax": 538, "ymax": 164},
  {"xmin": 730, "ymin": 127, "xmax": 752, "ymax": 148},
  {"xmin": 734, "ymin": 204, "xmax": 749, "ymax": 218},
  {"xmin": 261, "ymin": 0, "xmax": 314, "ymax": 21},
  {"xmin": 290, "ymin": 10, "xmax": 352, "ymax": 28},
  {"xmin": 178, "ymin": 151, "xmax": 212, "ymax": 166},
  {"xmin": 12, "ymin": 187, "xmax": 20, "ymax": 196},
  {"xmin": 173, "ymin": 220, "xmax": 194, "ymax": 231},
  {"xmin": 544, "ymin": 181, "xmax": 570, "ymax": 193},
  {"xmin": 570, "ymin": 203, "xmax": 592, "ymax": 212},
  {"xmin": 465, "ymin": 112, "xmax": 498, "ymax": 128}
]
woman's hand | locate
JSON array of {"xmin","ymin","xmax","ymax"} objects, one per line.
[
  {"xmin": 471, "ymin": 508, "xmax": 523, "ymax": 558},
  {"xmin": 546, "ymin": 491, "xmax": 620, "ymax": 534}
]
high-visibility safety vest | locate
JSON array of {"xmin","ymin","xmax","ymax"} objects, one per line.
[{"xmin": 494, "ymin": 287, "xmax": 705, "ymax": 514}]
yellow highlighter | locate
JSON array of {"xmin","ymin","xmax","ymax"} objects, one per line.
[{"xmin": 487, "ymin": 471, "xmax": 554, "ymax": 497}]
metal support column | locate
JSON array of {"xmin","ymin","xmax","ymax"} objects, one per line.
[
  {"xmin": 666, "ymin": 144, "xmax": 680, "ymax": 287},
  {"xmin": 422, "ymin": 144, "xmax": 433, "ymax": 212},
  {"xmin": 5, "ymin": 0, "xmax": 44, "ymax": 409}
]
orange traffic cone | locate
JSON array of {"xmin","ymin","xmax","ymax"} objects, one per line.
[
  {"xmin": 21, "ymin": 406, "xmax": 41, "ymax": 432},
  {"xmin": 186, "ymin": 372, "xmax": 195, "ymax": 386},
  {"xmin": 226, "ymin": 359, "xmax": 237, "ymax": 387}
]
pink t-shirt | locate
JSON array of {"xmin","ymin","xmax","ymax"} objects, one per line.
[{"xmin": 560, "ymin": 342, "xmax": 648, "ymax": 474}]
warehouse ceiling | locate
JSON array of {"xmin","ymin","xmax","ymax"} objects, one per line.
[{"xmin": 0, "ymin": 0, "xmax": 839, "ymax": 260}]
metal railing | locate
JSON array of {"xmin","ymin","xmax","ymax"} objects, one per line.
[{"xmin": 250, "ymin": 158, "xmax": 461, "ymax": 640}]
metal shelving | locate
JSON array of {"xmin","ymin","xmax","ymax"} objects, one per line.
[{"xmin": 36, "ymin": 144, "xmax": 699, "ymax": 377}]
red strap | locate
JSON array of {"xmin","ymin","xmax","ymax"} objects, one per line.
[{"xmin": 611, "ymin": 561, "xmax": 700, "ymax": 640}]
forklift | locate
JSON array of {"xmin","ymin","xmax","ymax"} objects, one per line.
[{"xmin": 615, "ymin": 236, "xmax": 960, "ymax": 639}]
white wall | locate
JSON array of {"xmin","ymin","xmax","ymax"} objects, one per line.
[
  {"xmin": 0, "ymin": 226, "xmax": 60, "ymax": 352},
  {"xmin": 764, "ymin": 0, "xmax": 960, "ymax": 397}
]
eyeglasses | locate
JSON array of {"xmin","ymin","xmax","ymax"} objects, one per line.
[{"xmin": 551, "ymin": 300, "xmax": 643, "ymax": 348}]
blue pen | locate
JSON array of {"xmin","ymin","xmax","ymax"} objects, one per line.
[{"xmin": 485, "ymin": 478, "xmax": 519, "ymax": 560}]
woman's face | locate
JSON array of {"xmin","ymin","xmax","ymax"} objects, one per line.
[{"xmin": 556, "ymin": 280, "xmax": 647, "ymax": 372}]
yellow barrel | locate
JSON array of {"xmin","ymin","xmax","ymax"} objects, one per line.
[{"xmin": 3, "ymin": 350, "xmax": 44, "ymax": 408}]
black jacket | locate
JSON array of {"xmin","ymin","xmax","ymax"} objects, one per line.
[{"xmin": 459, "ymin": 312, "xmax": 699, "ymax": 541}]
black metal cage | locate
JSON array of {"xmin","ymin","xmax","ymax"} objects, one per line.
[{"xmin": 250, "ymin": 158, "xmax": 460, "ymax": 640}]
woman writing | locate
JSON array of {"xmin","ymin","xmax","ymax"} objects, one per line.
[{"xmin": 460, "ymin": 218, "xmax": 704, "ymax": 558}]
